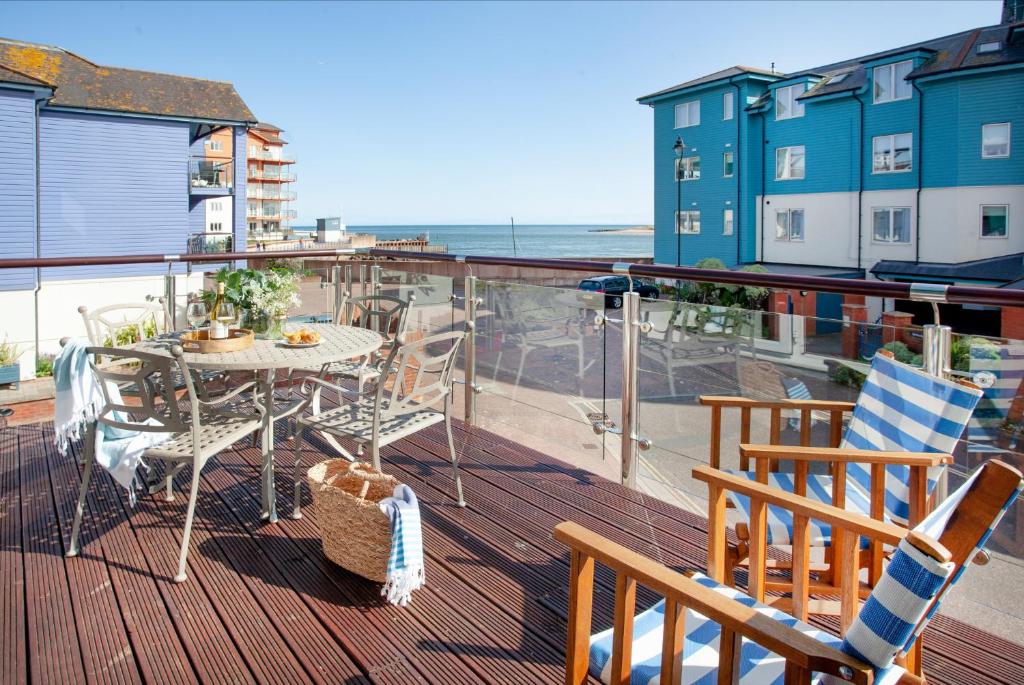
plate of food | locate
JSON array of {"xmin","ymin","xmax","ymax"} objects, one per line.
[{"xmin": 281, "ymin": 326, "xmax": 322, "ymax": 348}]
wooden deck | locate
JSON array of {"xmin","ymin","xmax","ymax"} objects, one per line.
[{"xmin": 3, "ymin": 419, "xmax": 1024, "ymax": 684}]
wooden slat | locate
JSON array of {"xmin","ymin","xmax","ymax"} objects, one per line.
[
  {"xmin": 739, "ymin": 406, "xmax": 752, "ymax": 471},
  {"xmin": 567, "ymin": 550, "xmax": 595, "ymax": 685},
  {"xmin": 791, "ymin": 513, "xmax": 811, "ymax": 622},
  {"xmin": 709, "ymin": 405, "xmax": 722, "ymax": 469},
  {"xmin": 610, "ymin": 574, "xmax": 637, "ymax": 685},
  {"xmin": 0, "ymin": 427, "xmax": 27, "ymax": 685},
  {"xmin": 659, "ymin": 598, "xmax": 685, "ymax": 685}
]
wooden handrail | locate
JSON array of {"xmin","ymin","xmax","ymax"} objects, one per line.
[
  {"xmin": 699, "ymin": 396, "xmax": 858, "ymax": 412},
  {"xmin": 739, "ymin": 444, "xmax": 953, "ymax": 467}
]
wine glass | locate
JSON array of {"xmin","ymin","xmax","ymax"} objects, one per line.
[
  {"xmin": 217, "ymin": 302, "xmax": 237, "ymax": 333},
  {"xmin": 186, "ymin": 301, "xmax": 208, "ymax": 330}
]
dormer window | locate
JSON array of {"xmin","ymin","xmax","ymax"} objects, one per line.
[
  {"xmin": 829, "ymin": 73, "xmax": 849, "ymax": 85},
  {"xmin": 775, "ymin": 84, "xmax": 806, "ymax": 120},
  {"xmin": 873, "ymin": 60, "xmax": 913, "ymax": 103},
  {"xmin": 977, "ymin": 41, "xmax": 1001, "ymax": 54}
]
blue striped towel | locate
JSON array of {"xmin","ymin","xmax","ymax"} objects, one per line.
[{"xmin": 378, "ymin": 484, "xmax": 425, "ymax": 606}]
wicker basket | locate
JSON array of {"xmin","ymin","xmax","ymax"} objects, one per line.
[{"xmin": 307, "ymin": 460, "xmax": 399, "ymax": 583}]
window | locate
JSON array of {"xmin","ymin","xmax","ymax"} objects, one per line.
[
  {"xmin": 977, "ymin": 41, "xmax": 1001, "ymax": 54},
  {"xmin": 872, "ymin": 207, "xmax": 911, "ymax": 243},
  {"xmin": 674, "ymin": 100, "xmax": 700, "ymax": 128},
  {"xmin": 248, "ymin": 145, "xmax": 257, "ymax": 156},
  {"xmin": 829, "ymin": 73, "xmax": 849, "ymax": 85},
  {"xmin": 208, "ymin": 222, "xmax": 223, "ymax": 232},
  {"xmin": 723, "ymin": 91, "xmax": 734, "ymax": 120},
  {"xmin": 872, "ymin": 133, "xmax": 913, "ymax": 173},
  {"xmin": 209, "ymin": 140, "xmax": 223, "ymax": 152},
  {"xmin": 981, "ymin": 205, "xmax": 1008, "ymax": 238},
  {"xmin": 982, "ymin": 123, "xmax": 1011, "ymax": 158},
  {"xmin": 775, "ymin": 146, "xmax": 805, "ymax": 180},
  {"xmin": 873, "ymin": 60, "xmax": 913, "ymax": 103},
  {"xmin": 723, "ymin": 151, "xmax": 734, "ymax": 177},
  {"xmin": 723, "ymin": 209, "xmax": 734, "ymax": 236},
  {"xmin": 248, "ymin": 221, "xmax": 257, "ymax": 231},
  {"xmin": 209, "ymin": 201, "xmax": 222, "ymax": 212},
  {"xmin": 775, "ymin": 84, "xmax": 806, "ymax": 120},
  {"xmin": 675, "ymin": 210, "xmax": 701, "ymax": 234},
  {"xmin": 775, "ymin": 209, "xmax": 804, "ymax": 241},
  {"xmin": 676, "ymin": 156, "xmax": 701, "ymax": 181}
]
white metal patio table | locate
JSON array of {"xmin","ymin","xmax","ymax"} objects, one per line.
[{"xmin": 133, "ymin": 324, "xmax": 382, "ymax": 522}]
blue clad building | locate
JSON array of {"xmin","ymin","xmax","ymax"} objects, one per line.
[
  {"xmin": 0, "ymin": 37, "xmax": 257, "ymax": 378},
  {"xmin": 639, "ymin": 3, "xmax": 1024, "ymax": 334}
]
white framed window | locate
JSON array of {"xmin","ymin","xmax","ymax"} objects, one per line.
[
  {"xmin": 982, "ymin": 123, "xmax": 1011, "ymax": 158},
  {"xmin": 675, "ymin": 210, "xmax": 701, "ymax": 234},
  {"xmin": 208, "ymin": 222, "xmax": 223, "ymax": 232},
  {"xmin": 723, "ymin": 209, "xmax": 734, "ymax": 236},
  {"xmin": 775, "ymin": 84, "xmax": 806, "ymax": 120},
  {"xmin": 248, "ymin": 145, "xmax": 257, "ymax": 156},
  {"xmin": 981, "ymin": 205, "xmax": 1008, "ymax": 238},
  {"xmin": 775, "ymin": 209, "xmax": 804, "ymax": 241},
  {"xmin": 209, "ymin": 140, "xmax": 223, "ymax": 151},
  {"xmin": 775, "ymin": 146, "xmax": 805, "ymax": 180},
  {"xmin": 248, "ymin": 221, "xmax": 257, "ymax": 231},
  {"xmin": 723, "ymin": 91, "xmax": 734, "ymax": 121},
  {"xmin": 674, "ymin": 100, "xmax": 700, "ymax": 128},
  {"xmin": 723, "ymin": 151, "xmax": 734, "ymax": 177},
  {"xmin": 872, "ymin": 133, "xmax": 913, "ymax": 173},
  {"xmin": 209, "ymin": 201, "xmax": 223, "ymax": 212},
  {"xmin": 676, "ymin": 156, "xmax": 701, "ymax": 181},
  {"xmin": 873, "ymin": 60, "xmax": 913, "ymax": 103},
  {"xmin": 872, "ymin": 207, "xmax": 911, "ymax": 243}
]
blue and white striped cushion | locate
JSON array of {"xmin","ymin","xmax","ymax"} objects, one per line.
[
  {"xmin": 724, "ymin": 472, "xmax": 872, "ymax": 547},
  {"xmin": 841, "ymin": 355, "xmax": 982, "ymax": 526},
  {"xmin": 782, "ymin": 377, "xmax": 815, "ymax": 430},
  {"xmin": 589, "ymin": 573, "xmax": 905, "ymax": 685}
]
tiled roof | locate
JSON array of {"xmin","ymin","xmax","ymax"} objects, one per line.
[
  {"xmin": 0, "ymin": 63, "xmax": 49, "ymax": 87},
  {"xmin": 0, "ymin": 37, "xmax": 257, "ymax": 123},
  {"xmin": 871, "ymin": 253, "xmax": 1024, "ymax": 284},
  {"xmin": 637, "ymin": 66, "xmax": 779, "ymax": 102}
]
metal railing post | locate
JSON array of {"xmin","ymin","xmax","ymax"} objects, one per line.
[
  {"xmin": 921, "ymin": 324, "xmax": 952, "ymax": 380},
  {"xmin": 464, "ymin": 275, "xmax": 478, "ymax": 425},
  {"xmin": 370, "ymin": 264, "xmax": 382, "ymax": 294},
  {"xmin": 163, "ymin": 267, "xmax": 177, "ymax": 330},
  {"xmin": 343, "ymin": 264, "xmax": 353, "ymax": 303},
  {"xmin": 331, "ymin": 264, "xmax": 343, "ymax": 321},
  {"xmin": 620, "ymin": 291, "xmax": 641, "ymax": 489}
]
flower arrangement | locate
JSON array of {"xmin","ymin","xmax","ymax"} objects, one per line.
[{"xmin": 204, "ymin": 267, "xmax": 302, "ymax": 337}]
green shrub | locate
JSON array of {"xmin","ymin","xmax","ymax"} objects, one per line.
[
  {"xmin": 0, "ymin": 337, "xmax": 21, "ymax": 366},
  {"xmin": 35, "ymin": 354, "xmax": 55, "ymax": 378},
  {"xmin": 881, "ymin": 341, "xmax": 922, "ymax": 367}
]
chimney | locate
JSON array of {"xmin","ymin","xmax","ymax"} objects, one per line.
[{"xmin": 1004, "ymin": 0, "xmax": 1023, "ymax": 24}]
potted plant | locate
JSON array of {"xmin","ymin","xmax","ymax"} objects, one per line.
[
  {"xmin": 0, "ymin": 337, "xmax": 23, "ymax": 387},
  {"xmin": 204, "ymin": 267, "xmax": 302, "ymax": 339}
]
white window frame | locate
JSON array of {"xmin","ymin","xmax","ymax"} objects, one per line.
[
  {"xmin": 674, "ymin": 100, "xmax": 700, "ymax": 128},
  {"xmin": 209, "ymin": 140, "xmax": 224, "ymax": 152},
  {"xmin": 723, "ymin": 208, "xmax": 734, "ymax": 236},
  {"xmin": 675, "ymin": 210, "xmax": 701, "ymax": 234},
  {"xmin": 775, "ymin": 84, "xmax": 806, "ymax": 120},
  {"xmin": 723, "ymin": 91, "xmax": 734, "ymax": 121},
  {"xmin": 775, "ymin": 146, "xmax": 805, "ymax": 180},
  {"xmin": 981, "ymin": 204, "xmax": 1009, "ymax": 239},
  {"xmin": 774, "ymin": 209, "xmax": 805, "ymax": 241},
  {"xmin": 871, "ymin": 207, "xmax": 912, "ymax": 244},
  {"xmin": 872, "ymin": 133, "xmax": 913, "ymax": 174},
  {"xmin": 982, "ymin": 122, "xmax": 1011, "ymax": 159},
  {"xmin": 723, "ymin": 151, "xmax": 734, "ymax": 178},
  {"xmin": 872, "ymin": 60, "xmax": 913, "ymax": 103},
  {"xmin": 676, "ymin": 156, "xmax": 701, "ymax": 181}
]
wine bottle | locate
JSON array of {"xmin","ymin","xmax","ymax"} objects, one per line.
[{"xmin": 209, "ymin": 283, "xmax": 228, "ymax": 339}]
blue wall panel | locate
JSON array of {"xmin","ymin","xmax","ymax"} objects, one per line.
[
  {"xmin": 0, "ymin": 88, "xmax": 38, "ymax": 291},
  {"xmin": 38, "ymin": 111, "xmax": 189, "ymax": 281}
]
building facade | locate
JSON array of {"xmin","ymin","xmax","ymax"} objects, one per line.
[
  {"xmin": 639, "ymin": 12, "xmax": 1024, "ymax": 335},
  {"xmin": 246, "ymin": 123, "xmax": 297, "ymax": 241},
  {"xmin": 0, "ymin": 37, "xmax": 257, "ymax": 377}
]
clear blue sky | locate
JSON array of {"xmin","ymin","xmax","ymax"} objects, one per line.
[{"xmin": 0, "ymin": 1, "xmax": 1000, "ymax": 225}]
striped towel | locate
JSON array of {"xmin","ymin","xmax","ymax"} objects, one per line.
[
  {"xmin": 378, "ymin": 484, "xmax": 425, "ymax": 606},
  {"xmin": 782, "ymin": 376, "xmax": 814, "ymax": 430}
]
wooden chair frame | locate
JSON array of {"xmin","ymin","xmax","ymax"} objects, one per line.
[{"xmin": 556, "ymin": 460, "xmax": 1023, "ymax": 685}]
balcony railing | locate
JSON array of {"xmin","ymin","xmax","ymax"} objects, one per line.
[
  {"xmin": 248, "ymin": 149, "xmax": 296, "ymax": 163},
  {"xmin": 247, "ymin": 167, "xmax": 296, "ymax": 182},
  {"xmin": 188, "ymin": 157, "xmax": 233, "ymax": 190},
  {"xmin": 186, "ymin": 232, "xmax": 233, "ymax": 255},
  {"xmin": 246, "ymin": 185, "xmax": 297, "ymax": 201},
  {"xmin": 246, "ymin": 208, "xmax": 298, "ymax": 220},
  {"xmin": 2, "ymin": 245, "xmax": 1023, "ymax": 655}
]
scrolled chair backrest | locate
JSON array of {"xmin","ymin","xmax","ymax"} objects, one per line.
[
  {"xmin": 841, "ymin": 354, "xmax": 984, "ymax": 526},
  {"xmin": 374, "ymin": 331, "xmax": 464, "ymax": 419},
  {"xmin": 336, "ymin": 292, "xmax": 413, "ymax": 347},
  {"xmin": 85, "ymin": 345, "xmax": 193, "ymax": 435},
  {"xmin": 79, "ymin": 300, "xmax": 172, "ymax": 348}
]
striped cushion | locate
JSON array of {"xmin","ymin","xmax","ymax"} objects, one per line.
[
  {"xmin": 589, "ymin": 573, "xmax": 905, "ymax": 685},
  {"xmin": 782, "ymin": 377, "xmax": 815, "ymax": 430},
  {"xmin": 840, "ymin": 355, "xmax": 982, "ymax": 526},
  {"xmin": 724, "ymin": 472, "xmax": 871, "ymax": 547}
]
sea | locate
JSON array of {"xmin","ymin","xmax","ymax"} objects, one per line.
[{"xmin": 294, "ymin": 224, "xmax": 653, "ymax": 259}]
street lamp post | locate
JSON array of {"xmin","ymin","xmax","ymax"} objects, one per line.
[{"xmin": 673, "ymin": 136, "xmax": 685, "ymax": 267}]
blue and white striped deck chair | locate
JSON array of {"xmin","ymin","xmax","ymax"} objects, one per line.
[
  {"xmin": 579, "ymin": 460, "xmax": 1022, "ymax": 685},
  {"xmin": 965, "ymin": 342, "xmax": 1024, "ymax": 457},
  {"xmin": 727, "ymin": 354, "xmax": 983, "ymax": 551}
]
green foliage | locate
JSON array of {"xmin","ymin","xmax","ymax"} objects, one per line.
[
  {"xmin": 35, "ymin": 354, "xmax": 54, "ymax": 378},
  {"xmin": 0, "ymin": 337, "xmax": 21, "ymax": 366},
  {"xmin": 675, "ymin": 259, "xmax": 770, "ymax": 310},
  {"xmin": 881, "ymin": 341, "xmax": 922, "ymax": 367},
  {"xmin": 951, "ymin": 335, "xmax": 999, "ymax": 372},
  {"xmin": 101, "ymin": 316, "xmax": 158, "ymax": 347},
  {"xmin": 204, "ymin": 267, "xmax": 302, "ymax": 318}
]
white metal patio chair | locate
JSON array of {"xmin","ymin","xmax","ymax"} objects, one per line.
[
  {"xmin": 291, "ymin": 330, "xmax": 466, "ymax": 518},
  {"xmin": 78, "ymin": 299, "xmax": 172, "ymax": 347},
  {"xmin": 65, "ymin": 344, "xmax": 262, "ymax": 583},
  {"xmin": 557, "ymin": 459, "xmax": 1023, "ymax": 684}
]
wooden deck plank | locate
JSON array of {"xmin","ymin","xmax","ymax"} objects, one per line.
[
  {"xmin": 7, "ymin": 419, "xmax": 1024, "ymax": 685},
  {"xmin": 1, "ymin": 428, "xmax": 27, "ymax": 685}
]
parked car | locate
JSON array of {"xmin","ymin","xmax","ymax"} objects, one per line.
[{"xmin": 576, "ymin": 275, "xmax": 659, "ymax": 309}]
